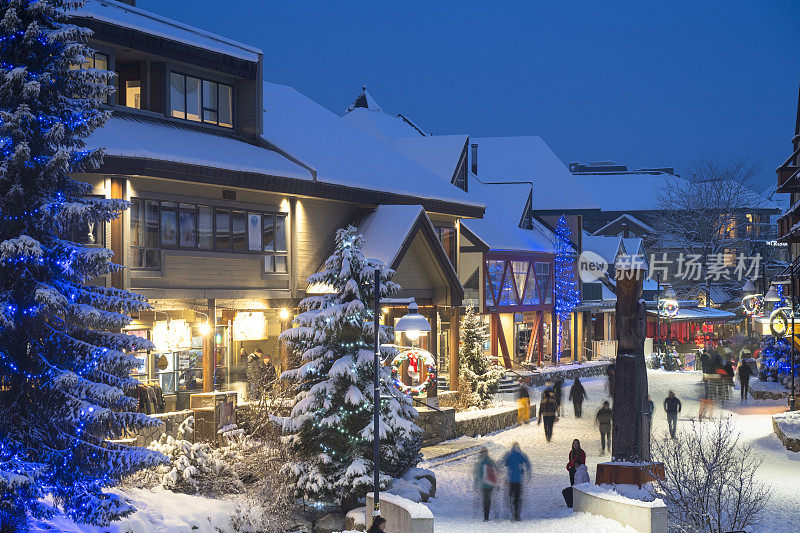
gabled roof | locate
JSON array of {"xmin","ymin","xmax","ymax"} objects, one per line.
[
  {"xmin": 87, "ymin": 113, "xmax": 309, "ymax": 179},
  {"xmin": 384, "ymin": 135, "xmax": 468, "ymax": 186},
  {"xmin": 621, "ymin": 237, "xmax": 644, "ymax": 257},
  {"xmin": 593, "ymin": 214, "xmax": 656, "ymax": 237},
  {"xmin": 469, "ymin": 136, "xmax": 599, "ymax": 212},
  {"xmin": 343, "ymin": 107, "xmax": 427, "ymax": 139},
  {"xmin": 261, "ymin": 82, "xmax": 482, "ymax": 214},
  {"xmin": 347, "ymin": 87, "xmax": 383, "ymax": 113},
  {"xmin": 461, "ymin": 178, "xmax": 555, "ymax": 254},
  {"xmin": 72, "ymin": 0, "xmax": 261, "ymax": 62},
  {"xmin": 358, "ymin": 205, "xmax": 464, "ymax": 300},
  {"xmin": 582, "ymin": 235, "xmax": 624, "ymax": 266}
]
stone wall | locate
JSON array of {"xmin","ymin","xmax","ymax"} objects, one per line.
[
  {"xmin": 525, "ymin": 362, "xmax": 611, "ymax": 387},
  {"xmin": 416, "ymin": 407, "xmax": 456, "ymax": 446},
  {"xmin": 455, "ymin": 404, "xmax": 530, "ymax": 438},
  {"xmin": 130, "ymin": 409, "xmax": 194, "ymax": 446}
]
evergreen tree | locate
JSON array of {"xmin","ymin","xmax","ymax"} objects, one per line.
[
  {"xmin": 0, "ymin": 1, "xmax": 164, "ymax": 526},
  {"xmin": 280, "ymin": 226, "xmax": 422, "ymax": 506},
  {"xmin": 554, "ymin": 215, "xmax": 580, "ymax": 363},
  {"xmin": 458, "ymin": 302, "xmax": 503, "ymax": 408}
]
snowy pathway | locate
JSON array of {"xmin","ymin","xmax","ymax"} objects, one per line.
[{"xmin": 422, "ymin": 370, "xmax": 800, "ymax": 532}]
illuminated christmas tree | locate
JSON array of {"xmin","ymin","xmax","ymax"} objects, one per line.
[
  {"xmin": 554, "ymin": 216, "xmax": 581, "ymax": 363},
  {"xmin": 0, "ymin": 1, "xmax": 164, "ymax": 526},
  {"xmin": 280, "ymin": 226, "xmax": 422, "ymax": 506}
]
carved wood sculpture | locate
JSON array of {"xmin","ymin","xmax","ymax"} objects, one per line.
[{"xmin": 613, "ymin": 266, "xmax": 650, "ymax": 462}]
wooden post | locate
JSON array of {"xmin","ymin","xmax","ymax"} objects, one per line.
[
  {"xmin": 109, "ymin": 177, "xmax": 125, "ymax": 290},
  {"xmin": 449, "ymin": 306, "xmax": 459, "ymax": 391},
  {"xmin": 429, "ymin": 306, "xmax": 438, "ymax": 399},
  {"xmin": 202, "ymin": 299, "xmax": 216, "ymax": 393},
  {"xmin": 613, "ymin": 267, "xmax": 650, "ymax": 462}
]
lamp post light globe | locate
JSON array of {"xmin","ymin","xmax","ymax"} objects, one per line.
[
  {"xmin": 198, "ymin": 322, "xmax": 211, "ymax": 336},
  {"xmin": 394, "ymin": 302, "xmax": 431, "ymax": 342},
  {"xmin": 764, "ymin": 285, "xmax": 782, "ymax": 303},
  {"xmin": 663, "ymin": 287, "xmax": 677, "ymax": 300}
]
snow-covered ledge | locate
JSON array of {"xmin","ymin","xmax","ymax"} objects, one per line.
[
  {"xmin": 573, "ymin": 483, "xmax": 668, "ymax": 533},
  {"xmin": 365, "ymin": 492, "xmax": 434, "ymax": 533}
]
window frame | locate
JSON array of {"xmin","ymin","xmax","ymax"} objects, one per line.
[
  {"xmin": 129, "ymin": 198, "xmax": 288, "ymax": 272},
  {"xmin": 170, "ymin": 71, "xmax": 234, "ymax": 128}
]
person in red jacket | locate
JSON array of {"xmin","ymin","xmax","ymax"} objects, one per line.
[{"xmin": 566, "ymin": 439, "xmax": 586, "ymax": 486}]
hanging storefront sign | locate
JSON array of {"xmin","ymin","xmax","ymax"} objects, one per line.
[
  {"xmin": 152, "ymin": 319, "xmax": 191, "ymax": 352},
  {"xmin": 233, "ymin": 312, "xmax": 267, "ymax": 341}
]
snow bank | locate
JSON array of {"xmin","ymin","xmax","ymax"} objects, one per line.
[
  {"xmin": 773, "ymin": 410, "xmax": 800, "ymax": 440},
  {"xmin": 30, "ymin": 487, "xmax": 245, "ymax": 532},
  {"xmin": 576, "ymin": 483, "xmax": 664, "ymax": 508},
  {"xmin": 366, "ymin": 491, "xmax": 433, "ymax": 519}
]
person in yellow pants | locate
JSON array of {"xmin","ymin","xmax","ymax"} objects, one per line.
[{"xmin": 517, "ymin": 380, "xmax": 530, "ymax": 424}]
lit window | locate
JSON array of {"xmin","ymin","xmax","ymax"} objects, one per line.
[{"xmin": 125, "ymin": 80, "xmax": 141, "ymax": 109}]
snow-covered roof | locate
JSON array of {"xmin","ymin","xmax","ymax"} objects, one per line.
[
  {"xmin": 593, "ymin": 213, "xmax": 656, "ymax": 236},
  {"xmin": 343, "ymin": 107, "xmax": 427, "ymax": 139},
  {"xmin": 385, "ymin": 135, "xmax": 467, "ymax": 183},
  {"xmin": 347, "ymin": 87, "xmax": 383, "ymax": 113},
  {"xmin": 646, "ymin": 306, "xmax": 736, "ymax": 322},
  {"xmin": 462, "ymin": 179, "xmax": 555, "ymax": 253},
  {"xmin": 574, "ymin": 172, "xmax": 687, "ymax": 212},
  {"xmin": 72, "ymin": 0, "xmax": 261, "ymax": 63},
  {"xmin": 358, "ymin": 205, "xmax": 424, "ymax": 267},
  {"xmin": 261, "ymin": 82, "xmax": 481, "ymax": 209},
  {"xmin": 582, "ymin": 235, "xmax": 623, "ymax": 266},
  {"xmin": 87, "ymin": 114, "xmax": 310, "ymax": 179},
  {"xmin": 470, "ymin": 136, "xmax": 599, "ymax": 211},
  {"xmin": 576, "ymin": 172, "xmax": 778, "ymax": 213}
]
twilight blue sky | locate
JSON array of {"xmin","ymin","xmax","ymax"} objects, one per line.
[{"xmin": 142, "ymin": 0, "xmax": 800, "ymax": 191}]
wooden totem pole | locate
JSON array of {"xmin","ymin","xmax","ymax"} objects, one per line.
[{"xmin": 612, "ymin": 264, "xmax": 650, "ymax": 462}]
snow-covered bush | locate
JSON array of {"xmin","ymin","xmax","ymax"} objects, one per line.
[
  {"xmin": 649, "ymin": 415, "xmax": 770, "ymax": 532},
  {"xmin": 459, "ymin": 303, "xmax": 504, "ymax": 408}
]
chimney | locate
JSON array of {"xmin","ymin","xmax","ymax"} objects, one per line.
[{"xmin": 470, "ymin": 143, "xmax": 478, "ymax": 175}]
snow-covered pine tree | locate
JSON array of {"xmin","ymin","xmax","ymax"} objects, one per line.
[
  {"xmin": 279, "ymin": 226, "xmax": 422, "ymax": 506},
  {"xmin": 0, "ymin": 1, "xmax": 164, "ymax": 526},
  {"xmin": 554, "ymin": 215, "xmax": 580, "ymax": 363},
  {"xmin": 458, "ymin": 302, "xmax": 503, "ymax": 408}
]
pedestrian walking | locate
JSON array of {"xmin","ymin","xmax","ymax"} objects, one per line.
[
  {"xmin": 664, "ymin": 390, "xmax": 682, "ymax": 438},
  {"xmin": 246, "ymin": 348, "xmax": 267, "ymax": 400},
  {"xmin": 538, "ymin": 389, "xmax": 558, "ymax": 442},
  {"xmin": 700, "ymin": 349, "xmax": 711, "ymax": 381},
  {"xmin": 474, "ymin": 447, "xmax": 498, "ymax": 521},
  {"xmin": 738, "ymin": 352, "xmax": 753, "ymax": 401},
  {"xmin": 723, "ymin": 359, "xmax": 735, "ymax": 400},
  {"xmin": 566, "ymin": 439, "xmax": 586, "ymax": 486},
  {"xmin": 569, "ymin": 378, "xmax": 587, "ymax": 418},
  {"xmin": 595, "ymin": 401, "xmax": 613, "ymax": 454},
  {"xmin": 367, "ymin": 516, "xmax": 387, "ymax": 533},
  {"xmin": 517, "ymin": 380, "xmax": 530, "ymax": 424},
  {"xmin": 553, "ymin": 378, "xmax": 564, "ymax": 416},
  {"xmin": 502, "ymin": 443, "xmax": 531, "ymax": 522}
]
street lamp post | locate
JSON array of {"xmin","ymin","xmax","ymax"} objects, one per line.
[{"xmin": 372, "ymin": 268, "xmax": 381, "ymax": 516}]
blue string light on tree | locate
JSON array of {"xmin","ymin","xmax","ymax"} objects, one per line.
[{"xmin": 553, "ymin": 216, "xmax": 581, "ymax": 364}]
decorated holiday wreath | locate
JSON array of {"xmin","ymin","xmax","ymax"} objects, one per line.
[
  {"xmin": 389, "ymin": 348, "xmax": 437, "ymax": 396},
  {"xmin": 741, "ymin": 294, "xmax": 764, "ymax": 316},
  {"xmin": 659, "ymin": 299, "xmax": 679, "ymax": 318}
]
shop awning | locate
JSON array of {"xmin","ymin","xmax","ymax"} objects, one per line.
[{"xmin": 647, "ymin": 306, "xmax": 737, "ymax": 323}]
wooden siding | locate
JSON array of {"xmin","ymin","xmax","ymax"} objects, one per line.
[
  {"xmin": 130, "ymin": 253, "xmax": 281, "ymax": 290},
  {"xmin": 392, "ymin": 234, "xmax": 449, "ymax": 303},
  {"xmin": 294, "ymin": 197, "xmax": 358, "ymax": 283}
]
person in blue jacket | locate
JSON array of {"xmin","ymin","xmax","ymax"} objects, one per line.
[{"xmin": 502, "ymin": 442, "xmax": 531, "ymax": 521}]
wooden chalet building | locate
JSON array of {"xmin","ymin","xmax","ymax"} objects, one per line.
[
  {"xmin": 69, "ymin": 1, "xmax": 483, "ymax": 409},
  {"xmin": 345, "ymin": 97, "xmax": 601, "ymax": 368},
  {"xmin": 776, "ymin": 84, "xmax": 800, "ymax": 296}
]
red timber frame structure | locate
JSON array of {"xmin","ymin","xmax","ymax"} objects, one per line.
[{"xmin": 483, "ymin": 251, "xmax": 555, "ymax": 368}]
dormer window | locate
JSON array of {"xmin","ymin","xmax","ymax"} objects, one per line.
[{"xmin": 170, "ymin": 72, "xmax": 233, "ymax": 128}]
